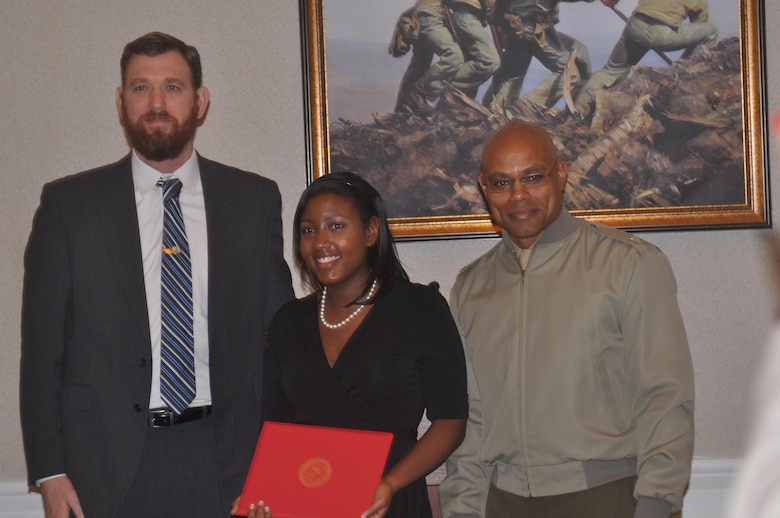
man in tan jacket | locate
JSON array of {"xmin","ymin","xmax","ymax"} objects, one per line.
[{"xmin": 439, "ymin": 121, "xmax": 694, "ymax": 518}]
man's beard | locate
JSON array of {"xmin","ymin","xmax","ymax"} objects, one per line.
[{"xmin": 120, "ymin": 104, "xmax": 199, "ymax": 162}]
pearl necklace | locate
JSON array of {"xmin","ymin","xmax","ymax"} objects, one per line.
[{"xmin": 319, "ymin": 278, "xmax": 378, "ymax": 330}]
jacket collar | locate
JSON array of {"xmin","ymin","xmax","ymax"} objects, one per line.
[{"xmin": 500, "ymin": 208, "xmax": 583, "ymax": 253}]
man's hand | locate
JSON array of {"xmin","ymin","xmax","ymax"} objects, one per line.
[{"xmin": 40, "ymin": 477, "xmax": 84, "ymax": 518}]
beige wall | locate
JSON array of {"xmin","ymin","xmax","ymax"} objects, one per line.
[{"xmin": 1, "ymin": 1, "xmax": 777, "ymax": 482}]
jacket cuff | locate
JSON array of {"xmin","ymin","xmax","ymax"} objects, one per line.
[{"xmin": 633, "ymin": 496, "xmax": 673, "ymax": 518}]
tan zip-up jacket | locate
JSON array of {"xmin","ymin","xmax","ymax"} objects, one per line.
[{"xmin": 440, "ymin": 209, "xmax": 694, "ymax": 518}]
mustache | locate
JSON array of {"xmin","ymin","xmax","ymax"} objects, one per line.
[{"xmin": 141, "ymin": 111, "xmax": 175, "ymax": 123}]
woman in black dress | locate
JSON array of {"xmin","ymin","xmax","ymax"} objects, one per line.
[{"xmin": 243, "ymin": 172, "xmax": 467, "ymax": 518}]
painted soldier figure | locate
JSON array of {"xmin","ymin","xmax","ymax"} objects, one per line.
[
  {"xmin": 483, "ymin": 0, "xmax": 595, "ymax": 117},
  {"xmin": 391, "ymin": 0, "xmax": 500, "ymax": 114},
  {"xmin": 573, "ymin": 0, "xmax": 718, "ymax": 118}
]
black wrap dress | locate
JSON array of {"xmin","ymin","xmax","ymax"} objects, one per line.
[{"xmin": 262, "ymin": 278, "xmax": 468, "ymax": 517}]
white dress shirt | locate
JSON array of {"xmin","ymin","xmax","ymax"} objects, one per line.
[{"xmin": 131, "ymin": 150, "xmax": 211, "ymax": 408}]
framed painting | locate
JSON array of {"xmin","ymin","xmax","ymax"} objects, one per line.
[{"xmin": 300, "ymin": 0, "xmax": 768, "ymax": 240}]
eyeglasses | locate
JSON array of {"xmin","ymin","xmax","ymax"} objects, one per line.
[{"xmin": 482, "ymin": 161, "xmax": 559, "ymax": 193}]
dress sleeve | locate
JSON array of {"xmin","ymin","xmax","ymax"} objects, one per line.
[{"xmin": 417, "ymin": 286, "xmax": 468, "ymax": 421}]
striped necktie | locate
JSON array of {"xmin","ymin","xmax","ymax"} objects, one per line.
[{"xmin": 158, "ymin": 178, "xmax": 195, "ymax": 414}]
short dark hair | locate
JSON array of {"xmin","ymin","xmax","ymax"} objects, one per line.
[
  {"xmin": 120, "ymin": 32, "xmax": 202, "ymax": 89},
  {"xmin": 292, "ymin": 171, "xmax": 408, "ymax": 303}
]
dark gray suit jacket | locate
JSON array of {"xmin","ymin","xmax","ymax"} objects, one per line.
[{"xmin": 20, "ymin": 154, "xmax": 294, "ymax": 517}]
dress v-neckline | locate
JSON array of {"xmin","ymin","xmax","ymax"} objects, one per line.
[{"xmin": 319, "ymin": 300, "xmax": 377, "ymax": 370}]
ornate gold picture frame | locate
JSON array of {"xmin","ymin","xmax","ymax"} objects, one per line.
[{"xmin": 300, "ymin": 0, "xmax": 768, "ymax": 239}]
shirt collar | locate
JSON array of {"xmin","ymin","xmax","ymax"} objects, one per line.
[
  {"xmin": 511, "ymin": 242, "xmax": 534, "ymax": 268},
  {"xmin": 131, "ymin": 149, "xmax": 201, "ymax": 196}
]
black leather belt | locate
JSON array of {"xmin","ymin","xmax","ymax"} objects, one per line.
[{"xmin": 149, "ymin": 406, "xmax": 212, "ymax": 427}]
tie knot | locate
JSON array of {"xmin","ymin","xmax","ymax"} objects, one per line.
[{"xmin": 159, "ymin": 178, "xmax": 183, "ymax": 200}]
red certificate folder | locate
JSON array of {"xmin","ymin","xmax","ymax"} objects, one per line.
[{"xmin": 235, "ymin": 422, "xmax": 393, "ymax": 517}]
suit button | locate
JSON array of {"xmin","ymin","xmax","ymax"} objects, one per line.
[
  {"xmin": 138, "ymin": 358, "xmax": 147, "ymax": 368},
  {"xmin": 133, "ymin": 404, "xmax": 142, "ymax": 413}
]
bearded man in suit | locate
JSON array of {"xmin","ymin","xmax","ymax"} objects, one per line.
[{"xmin": 20, "ymin": 31, "xmax": 294, "ymax": 518}]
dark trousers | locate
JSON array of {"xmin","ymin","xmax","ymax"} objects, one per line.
[
  {"xmin": 116, "ymin": 416, "xmax": 228, "ymax": 518},
  {"xmin": 485, "ymin": 476, "xmax": 638, "ymax": 518}
]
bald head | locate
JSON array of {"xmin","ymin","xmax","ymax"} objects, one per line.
[{"xmin": 481, "ymin": 121, "xmax": 558, "ymax": 173}]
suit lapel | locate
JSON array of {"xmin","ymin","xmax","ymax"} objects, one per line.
[
  {"xmin": 96, "ymin": 155, "xmax": 151, "ymax": 342},
  {"xmin": 199, "ymin": 156, "xmax": 233, "ymax": 339}
]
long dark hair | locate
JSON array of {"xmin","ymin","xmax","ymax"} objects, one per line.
[{"xmin": 293, "ymin": 171, "xmax": 408, "ymax": 304}]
